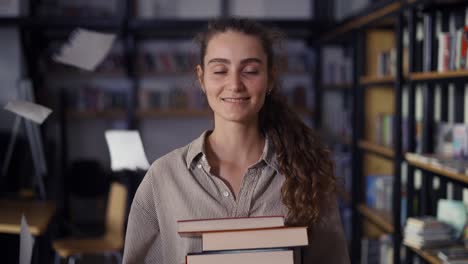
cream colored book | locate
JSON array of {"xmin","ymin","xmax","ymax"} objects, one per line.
[
  {"xmin": 186, "ymin": 249, "xmax": 294, "ymax": 264},
  {"xmin": 202, "ymin": 226, "xmax": 308, "ymax": 251}
]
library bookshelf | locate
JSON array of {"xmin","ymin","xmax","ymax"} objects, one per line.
[{"xmin": 318, "ymin": 0, "xmax": 468, "ymax": 263}]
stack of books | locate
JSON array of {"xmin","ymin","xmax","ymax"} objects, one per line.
[
  {"xmin": 403, "ymin": 216, "xmax": 454, "ymax": 249},
  {"xmin": 177, "ymin": 216, "xmax": 309, "ymax": 264},
  {"xmin": 437, "ymin": 247, "xmax": 468, "ymax": 264}
]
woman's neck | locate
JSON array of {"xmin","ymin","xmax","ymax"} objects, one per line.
[{"xmin": 207, "ymin": 123, "xmax": 265, "ymax": 168}]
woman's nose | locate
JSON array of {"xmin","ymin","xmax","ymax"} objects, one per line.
[{"xmin": 226, "ymin": 72, "xmax": 245, "ymax": 92}]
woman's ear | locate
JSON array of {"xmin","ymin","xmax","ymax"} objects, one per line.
[{"xmin": 196, "ymin": 65, "xmax": 205, "ymax": 93}]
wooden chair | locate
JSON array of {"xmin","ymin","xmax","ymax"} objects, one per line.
[{"xmin": 53, "ymin": 182, "xmax": 127, "ymax": 264}]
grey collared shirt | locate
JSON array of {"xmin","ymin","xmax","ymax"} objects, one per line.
[{"xmin": 123, "ymin": 131, "xmax": 350, "ymax": 264}]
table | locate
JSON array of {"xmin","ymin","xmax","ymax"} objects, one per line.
[
  {"xmin": 0, "ymin": 199, "xmax": 56, "ymax": 236},
  {"xmin": 0, "ymin": 199, "xmax": 56, "ymax": 263}
]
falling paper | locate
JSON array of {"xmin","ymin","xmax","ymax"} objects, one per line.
[
  {"xmin": 20, "ymin": 215, "xmax": 35, "ymax": 264},
  {"xmin": 53, "ymin": 28, "xmax": 116, "ymax": 71},
  {"xmin": 4, "ymin": 100, "xmax": 52, "ymax": 124},
  {"xmin": 0, "ymin": 0, "xmax": 19, "ymax": 17},
  {"xmin": 105, "ymin": 130, "xmax": 150, "ymax": 171}
]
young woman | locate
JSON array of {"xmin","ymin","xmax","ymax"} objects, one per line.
[{"xmin": 123, "ymin": 18, "xmax": 349, "ymax": 264}]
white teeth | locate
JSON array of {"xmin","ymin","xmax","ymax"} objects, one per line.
[{"xmin": 223, "ymin": 98, "xmax": 248, "ymax": 103}]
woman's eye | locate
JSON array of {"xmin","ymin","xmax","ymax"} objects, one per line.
[
  {"xmin": 243, "ymin": 67, "xmax": 259, "ymax": 75},
  {"xmin": 213, "ymin": 70, "xmax": 227, "ymax": 74}
]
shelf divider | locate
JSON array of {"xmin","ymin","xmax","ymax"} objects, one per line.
[
  {"xmin": 404, "ymin": 244, "xmax": 441, "ymax": 264},
  {"xmin": 358, "ymin": 140, "xmax": 395, "ymax": 159},
  {"xmin": 357, "ymin": 204, "xmax": 394, "ymax": 233},
  {"xmin": 405, "ymin": 153, "xmax": 468, "ymax": 185},
  {"xmin": 410, "ymin": 71, "xmax": 468, "ymax": 81}
]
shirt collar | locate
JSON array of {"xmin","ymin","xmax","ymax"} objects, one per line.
[
  {"xmin": 186, "ymin": 130, "xmax": 209, "ymax": 169},
  {"xmin": 185, "ymin": 130, "xmax": 279, "ymax": 172},
  {"xmin": 259, "ymin": 134, "xmax": 279, "ymax": 172}
]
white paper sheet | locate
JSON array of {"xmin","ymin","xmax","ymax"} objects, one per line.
[
  {"xmin": 53, "ymin": 28, "xmax": 116, "ymax": 71},
  {"xmin": 105, "ymin": 130, "xmax": 150, "ymax": 171},
  {"xmin": 0, "ymin": 0, "xmax": 19, "ymax": 16},
  {"xmin": 20, "ymin": 215, "xmax": 35, "ymax": 264},
  {"xmin": 4, "ymin": 100, "xmax": 52, "ymax": 124}
]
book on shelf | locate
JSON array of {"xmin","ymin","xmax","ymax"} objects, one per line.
[
  {"xmin": 186, "ymin": 248, "xmax": 294, "ymax": 264},
  {"xmin": 402, "ymin": 117, "xmax": 423, "ymax": 153},
  {"xmin": 201, "ymin": 226, "xmax": 308, "ymax": 252},
  {"xmin": 453, "ymin": 124, "xmax": 468, "ymax": 158},
  {"xmin": 67, "ymin": 85, "xmax": 128, "ymax": 112},
  {"xmin": 438, "ymin": 246, "xmax": 468, "ymax": 260},
  {"xmin": 379, "ymin": 235, "xmax": 394, "ymax": 264},
  {"xmin": 177, "ymin": 216, "xmax": 285, "ymax": 237},
  {"xmin": 138, "ymin": 41, "xmax": 198, "ymax": 75},
  {"xmin": 366, "ymin": 175, "xmax": 393, "ymax": 213},
  {"xmin": 404, "ymin": 238, "xmax": 454, "ymax": 250},
  {"xmin": 438, "ymin": 32, "xmax": 451, "ymax": 72},
  {"xmin": 461, "ymin": 25, "xmax": 468, "ymax": 69},
  {"xmin": 415, "ymin": 18, "xmax": 424, "ymax": 72},
  {"xmin": 423, "ymin": 12, "xmax": 438, "ymax": 72},
  {"xmin": 377, "ymin": 49, "xmax": 396, "ymax": 77},
  {"xmin": 406, "ymin": 216, "xmax": 449, "ymax": 229},
  {"xmin": 437, "ymin": 246, "xmax": 468, "ymax": 263},
  {"xmin": 436, "ymin": 122, "xmax": 456, "ymax": 156},
  {"xmin": 321, "ymin": 46, "xmax": 353, "ymax": 86},
  {"xmin": 138, "ymin": 87, "xmax": 209, "ymax": 111},
  {"xmin": 361, "ymin": 235, "xmax": 394, "ymax": 264},
  {"xmin": 405, "ymin": 233, "xmax": 453, "ymax": 243},
  {"xmin": 374, "ymin": 113, "xmax": 394, "ymax": 148},
  {"xmin": 361, "ymin": 238, "xmax": 379, "ymax": 264},
  {"xmin": 405, "ymin": 226, "xmax": 453, "ymax": 238},
  {"xmin": 404, "ymin": 216, "xmax": 455, "ymax": 249},
  {"xmin": 433, "ymin": 8, "xmax": 468, "ymax": 72}
]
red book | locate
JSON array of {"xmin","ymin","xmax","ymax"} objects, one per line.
[{"xmin": 461, "ymin": 26, "xmax": 468, "ymax": 69}]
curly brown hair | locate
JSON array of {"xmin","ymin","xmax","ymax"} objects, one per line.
[{"xmin": 195, "ymin": 18, "xmax": 336, "ymax": 227}]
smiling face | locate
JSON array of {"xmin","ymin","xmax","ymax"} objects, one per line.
[{"xmin": 197, "ymin": 30, "xmax": 270, "ymax": 125}]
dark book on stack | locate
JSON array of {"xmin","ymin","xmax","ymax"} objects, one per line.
[{"xmin": 177, "ymin": 215, "xmax": 284, "ymax": 236}]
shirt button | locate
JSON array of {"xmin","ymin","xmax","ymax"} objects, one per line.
[
  {"xmin": 197, "ymin": 164, "xmax": 202, "ymax": 169},
  {"xmin": 222, "ymin": 191, "xmax": 230, "ymax": 197}
]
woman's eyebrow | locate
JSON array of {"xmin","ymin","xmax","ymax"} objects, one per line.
[
  {"xmin": 207, "ymin": 58, "xmax": 230, "ymax": 65},
  {"xmin": 240, "ymin": 58, "xmax": 263, "ymax": 64},
  {"xmin": 207, "ymin": 57, "xmax": 263, "ymax": 65}
]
